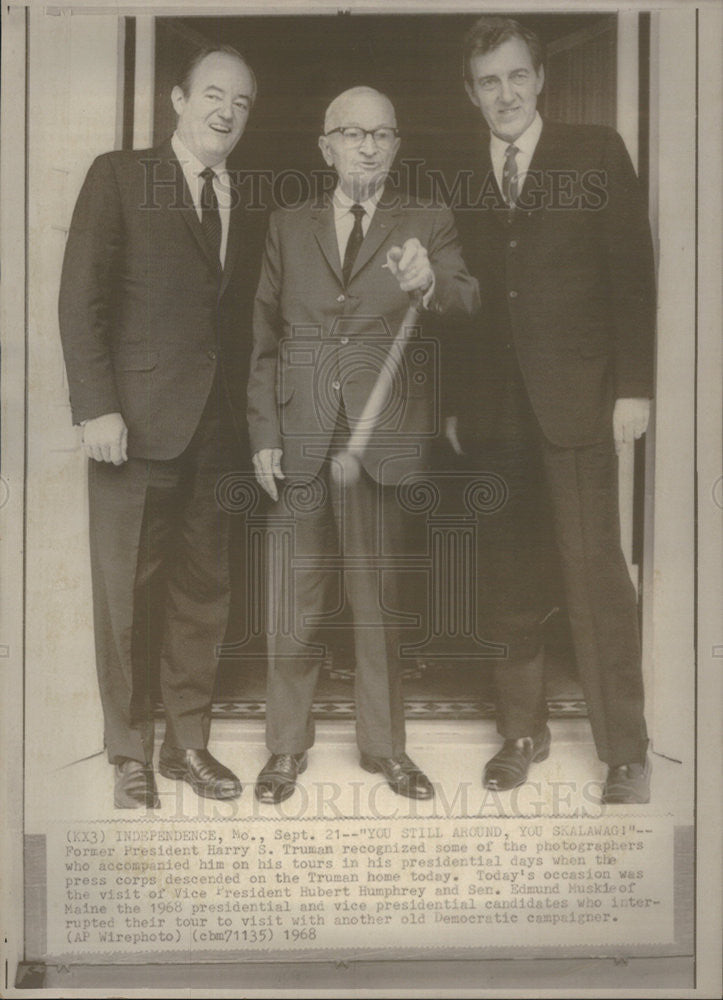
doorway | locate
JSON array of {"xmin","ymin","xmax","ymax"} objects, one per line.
[{"xmin": 147, "ymin": 12, "xmax": 622, "ymax": 720}]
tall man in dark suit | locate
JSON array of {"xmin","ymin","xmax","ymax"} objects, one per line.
[
  {"xmin": 247, "ymin": 87, "xmax": 478, "ymax": 803},
  {"xmin": 447, "ymin": 17, "xmax": 656, "ymax": 803},
  {"xmin": 59, "ymin": 46, "xmax": 260, "ymax": 807}
]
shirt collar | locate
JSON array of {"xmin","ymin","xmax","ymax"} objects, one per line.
[
  {"xmin": 489, "ymin": 111, "xmax": 543, "ymax": 159},
  {"xmin": 171, "ymin": 131, "xmax": 228, "ymax": 180},
  {"xmin": 332, "ymin": 183, "xmax": 382, "ymax": 220}
]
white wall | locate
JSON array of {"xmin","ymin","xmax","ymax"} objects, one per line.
[
  {"xmin": 24, "ymin": 8, "xmax": 126, "ymax": 830},
  {"xmin": 695, "ymin": 5, "xmax": 723, "ymax": 982},
  {"xmin": 1, "ymin": 4, "xmax": 29, "ymax": 980},
  {"xmin": 644, "ymin": 8, "xmax": 697, "ymax": 766}
]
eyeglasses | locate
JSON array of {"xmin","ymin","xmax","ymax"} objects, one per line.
[{"xmin": 324, "ymin": 126, "xmax": 400, "ymax": 149}]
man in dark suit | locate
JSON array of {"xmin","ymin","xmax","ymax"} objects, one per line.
[
  {"xmin": 447, "ymin": 17, "xmax": 656, "ymax": 803},
  {"xmin": 247, "ymin": 87, "xmax": 479, "ymax": 803},
  {"xmin": 59, "ymin": 46, "xmax": 260, "ymax": 807}
]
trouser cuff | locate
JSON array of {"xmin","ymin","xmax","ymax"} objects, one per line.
[{"xmin": 604, "ymin": 738, "xmax": 649, "ymax": 768}]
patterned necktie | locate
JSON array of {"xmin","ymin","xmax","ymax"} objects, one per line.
[
  {"xmin": 502, "ymin": 144, "xmax": 520, "ymax": 208},
  {"xmin": 200, "ymin": 167, "xmax": 222, "ymax": 264},
  {"xmin": 342, "ymin": 203, "xmax": 366, "ymax": 286}
]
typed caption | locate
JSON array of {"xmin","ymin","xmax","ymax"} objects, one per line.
[{"xmin": 49, "ymin": 815, "xmax": 675, "ymax": 956}]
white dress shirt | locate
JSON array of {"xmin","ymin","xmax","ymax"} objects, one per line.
[
  {"xmin": 490, "ymin": 111, "xmax": 543, "ymax": 203},
  {"xmin": 171, "ymin": 132, "xmax": 231, "ymax": 267}
]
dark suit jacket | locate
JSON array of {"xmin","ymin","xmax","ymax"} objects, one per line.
[
  {"xmin": 247, "ymin": 190, "xmax": 479, "ymax": 485},
  {"xmin": 59, "ymin": 138, "xmax": 262, "ymax": 460},
  {"xmin": 451, "ymin": 121, "xmax": 656, "ymax": 449}
]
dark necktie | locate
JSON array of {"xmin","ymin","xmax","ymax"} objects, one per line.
[
  {"xmin": 342, "ymin": 203, "xmax": 366, "ymax": 286},
  {"xmin": 502, "ymin": 144, "xmax": 520, "ymax": 207},
  {"xmin": 200, "ymin": 167, "xmax": 222, "ymax": 264}
]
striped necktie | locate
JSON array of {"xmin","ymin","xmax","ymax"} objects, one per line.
[{"xmin": 502, "ymin": 144, "xmax": 520, "ymax": 207}]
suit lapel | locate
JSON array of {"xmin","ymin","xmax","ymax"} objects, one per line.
[
  {"xmin": 311, "ymin": 202, "xmax": 344, "ymax": 285},
  {"xmin": 219, "ymin": 197, "xmax": 242, "ymax": 297},
  {"xmin": 311, "ymin": 189, "xmax": 402, "ymax": 288},
  {"xmin": 476, "ymin": 140, "xmax": 508, "ymax": 228},
  {"xmin": 348, "ymin": 195, "xmax": 401, "ymax": 284},
  {"xmin": 158, "ymin": 139, "xmax": 222, "ymax": 276},
  {"xmin": 474, "ymin": 121, "xmax": 555, "ymax": 224},
  {"xmin": 516, "ymin": 117, "xmax": 554, "ymax": 209}
]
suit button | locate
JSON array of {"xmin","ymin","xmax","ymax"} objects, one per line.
[
  {"xmin": 332, "ymin": 380, "xmax": 341, "ymax": 391},
  {"xmin": 509, "ymin": 290, "xmax": 518, "ymax": 299},
  {"xmin": 207, "ymin": 349, "xmax": 217, "ymax": 360},
  {"xmin": 337, "ymin": 294, "xmax": 345, "ymax": 303},
  {"xmin": 340, "ymin": 337, "xmax": 349, "ymax": 345}
]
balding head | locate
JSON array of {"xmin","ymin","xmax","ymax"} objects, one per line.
[
  {"xmin": 323, "ymin": 87, "xmax": 397, "ymax": 133},
  {"xmin": 319, "ymin": 86, "xmax": 400, "ymax": 201}
]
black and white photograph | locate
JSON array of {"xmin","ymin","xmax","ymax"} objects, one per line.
[{"xmin": 0, "ymin": 0, "xmax": 720, "ymax": 995}]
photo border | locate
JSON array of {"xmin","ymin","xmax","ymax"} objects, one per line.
[{"xmin": 1, "ymin": 0, "xmax": 720, "ymax": 995}]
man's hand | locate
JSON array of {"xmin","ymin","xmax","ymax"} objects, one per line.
[
  {"xmin": 386, "ymin": 239, "xmax": 434, "ymax": 296},
  {"xmin": 253, "ymin": 448, "xmax": 285, "ymax": 501},
  {"xmin": 445, "ymin": 416, "xmax": 464, "ymax": 456},
  {"xmin": 613, "ymin": 398, "xmax": 650, "ymax": 454},
  {"xmin": 82, "ymin": 412, "xmax": 128, "ymax": 465}
]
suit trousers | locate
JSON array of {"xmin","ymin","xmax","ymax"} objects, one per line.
[
  {"xmin": 88, "ymin": 382, "xmax": 234, "ymax": 763},
  {"xmin": 264, "ymin": 412, "xmax": 407, "ymax": 758},
  {"xmin": 472, "ymin": 370, "xmax": 648, "ymax": 766}
]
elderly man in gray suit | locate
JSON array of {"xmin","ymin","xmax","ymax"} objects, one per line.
[{"xmin": 247, "ymin": 86, "xmax": 479, "ymax": 803}]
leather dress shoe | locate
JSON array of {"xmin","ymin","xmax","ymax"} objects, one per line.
[
  {"xmin": 360, "ymin": 752, "xmax": 434, "ymax": 800},
  {"xmin": 255, "ymin": 753, "xmax": 308, "ymax": 804},
  {"xmin": 602, "ymin": 755, "xmax": 651, "ymax": 804},
  {"xmin": 114, "ymin": 758, "xmax": 160, "ymax": 809},
  {"xmin": 158, "ymin": 746, "xmax": 242, "ymax": 800},
  {"xmin": 483, "ymin": 725, "xmax": 551, "ymax": 791}
]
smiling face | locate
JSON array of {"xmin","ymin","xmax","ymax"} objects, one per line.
[
  {"xmin": 171, "ymin": 51, "xmax": 254, "ymax": 167},
  {"xmin": 318, "ymin": 89, "xmax": 400, "ymax": 201},
  {"xmin": 465, "ymin": 36, "xmax": 544, "ymax": 143}
]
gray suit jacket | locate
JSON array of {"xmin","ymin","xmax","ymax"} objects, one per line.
[{"xmin": 247, "ymin": 189, "xmax": 479, "ymax": 485}]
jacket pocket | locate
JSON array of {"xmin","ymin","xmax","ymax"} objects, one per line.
[{"xmin": 116, "ymin": 349, "xmax": 159, "ymax": 372}]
